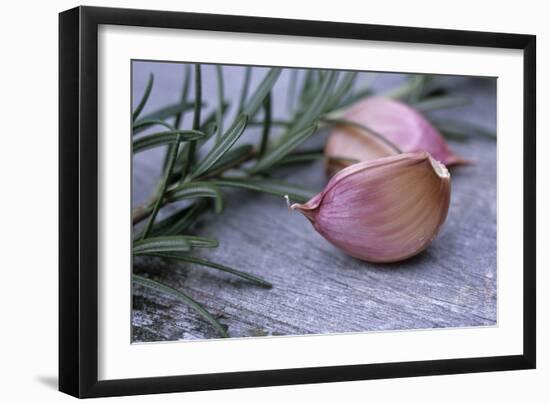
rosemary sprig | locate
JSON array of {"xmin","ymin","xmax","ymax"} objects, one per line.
[
  {"xmin": 133, "ymin": 119, "xmax": 175, "ymax": 133},
  {"xmin": 132, "ymin": 65, "xmax": 340, "ymax": 336},
  {"xmin": 132, "ymin": 73, "xmax": 154, "ymax": 122},
  {"xmin": 140, "ymin": 132, "xmax": 183, "ymax": 239},
  {"xmin": 147, "ymin": 253, "xmax": 272, "ymax": 288},
  {"xmin": 249, "ymin": 124, "xmax": 318, "ymax": 174},
  {"xmin": 181, "ymin": 63, "xmax": 203, "ymax": 180},
  {"xmin": 287, "ymin": 68, "xmax": 298, "ymax": 112},
  {"xmin": 430, "ymin": 117, "xmax": 496, "ymax": 140},
  {"xmin": 215, "ymin": 65, "xmax": 225, "ymax": 143},
  {"xmin": 133, "ymin": 274, "xmax": 228, "ymax": 338},
  {"xmin": 208, "ymin": 177, "xmax": 316, "ymax": 204},
  {"xmin": 163, "ymin": 65, "xmax": 193, "ymax": 171},
  {"xmin": 258, "ymin": 92, "xmax": 271, "ymax": 158},
  {"xmin": 134, "ymin": 235, "xmax": 218, "ymax": 255},
  {"xmin": 237, "ymin": 66, "xmax": 252, "ymax": 114},
  {"xmin": 191, "ymin": 114, "xmax": 249, "ymax": 179},
  {"xmin": 166, "ymin": 182, "xmax": 225, "ymax": 214},
  {"xmin": 133, "ymin": 200, "xmax": 210, "ymax": 240},
  {"xmin": 132, "ymin": 129, "xmax": 205, "ymax": 154},
  {"xmin": 174, "ymin": 64, "xmax": 191, "ymax": 129},
  {"xmin": 135, "ymin": 102, "xmax": 199, "ymax": 131},
  {"xmin": 413, "ymin": 96, "xmax": 470, "ymax": 113}
]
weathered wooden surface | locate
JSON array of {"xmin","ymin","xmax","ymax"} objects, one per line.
[{"xmin": 132, "ymin": 62, "xmax": 497, "ymax": 341}]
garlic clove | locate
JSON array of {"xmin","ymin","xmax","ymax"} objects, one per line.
[
  {"xmin": 292, "ymin": 152, "xmax": 451, "ymax": 263},
  {"xmin": 325, "ymin": 124, "xmax": 399, "ymax": 176},
  {"xmin": 325, "ymin": 97, "xmax": 467, "ymax": 174}
]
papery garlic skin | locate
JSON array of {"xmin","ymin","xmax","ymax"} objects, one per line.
[
  {"xmin": 325, "ymin": 123, "xmax": 400, "ymax": 175},
  {"xmin": 292, "ymin": 152, "xmax": 451, "ymax": 263},
  {"xmin": 325, "ymin": 97, "xmax": 466, "ymax": 175}
]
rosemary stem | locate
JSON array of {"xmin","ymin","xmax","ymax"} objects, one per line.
[
  {"xmin": 215, "ymin": 65, "xmax": 224, "ymax": 144},
  {"xmin": 141, "ymin": 133, "xmax": 183, "ymax": 239},
  {"xmin": 237, "ymin": 66, "xmax": 251, "ymax": 114},
  {"xmin": 181, "ymin": 63, "xmax": 202, "ymax": 180},
  {"xmin": 162, "ymin": 66, "xmax": 191, "ymax": 172},
  {"xmin": 174, "ymin": 64, "xmax": 191, "ymax": 129},
  {"xmin": 132, "ymin": 73, "xmax": 154, "ymax": 122},
  {"xmin": 133, "ymin": 145, "xmax": 258, "ymax": 225},
  {"xmin": 287, "ymin": 68, "xmax": 298, "ymax": 112},
  {"xmin": 196, "ymin": 149, "xmax": 256, "ymax": 181},
  {"xmin": 258, "ymin": 92, "xmax": 272, "ymax": 158}
]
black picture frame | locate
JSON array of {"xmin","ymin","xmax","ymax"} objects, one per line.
[{"xmin": 59, "ymin": 5, "xmax": 536, "ymax": 398}]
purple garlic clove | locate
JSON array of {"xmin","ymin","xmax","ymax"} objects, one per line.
[
  {"xmin": 325, "ymin": 97, "xmax": 468, "ymax": 175},
  {"xmin": 292, "ymin": 152, "xmax": 451, "ymax": 263}
]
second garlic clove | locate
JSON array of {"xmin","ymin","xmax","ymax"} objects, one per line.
[{"xmin": 325, "ymin": 97, "xmax": 467, "ymax": 175}]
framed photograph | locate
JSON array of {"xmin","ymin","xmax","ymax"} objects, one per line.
[{"xmin": 59, "ymin": 6, "xmax": 536, "ymax": 398}]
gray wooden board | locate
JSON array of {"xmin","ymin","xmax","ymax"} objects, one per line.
[{"xmin": 131, "ymin": 62, "xmax": 497, "ymax": 341}]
